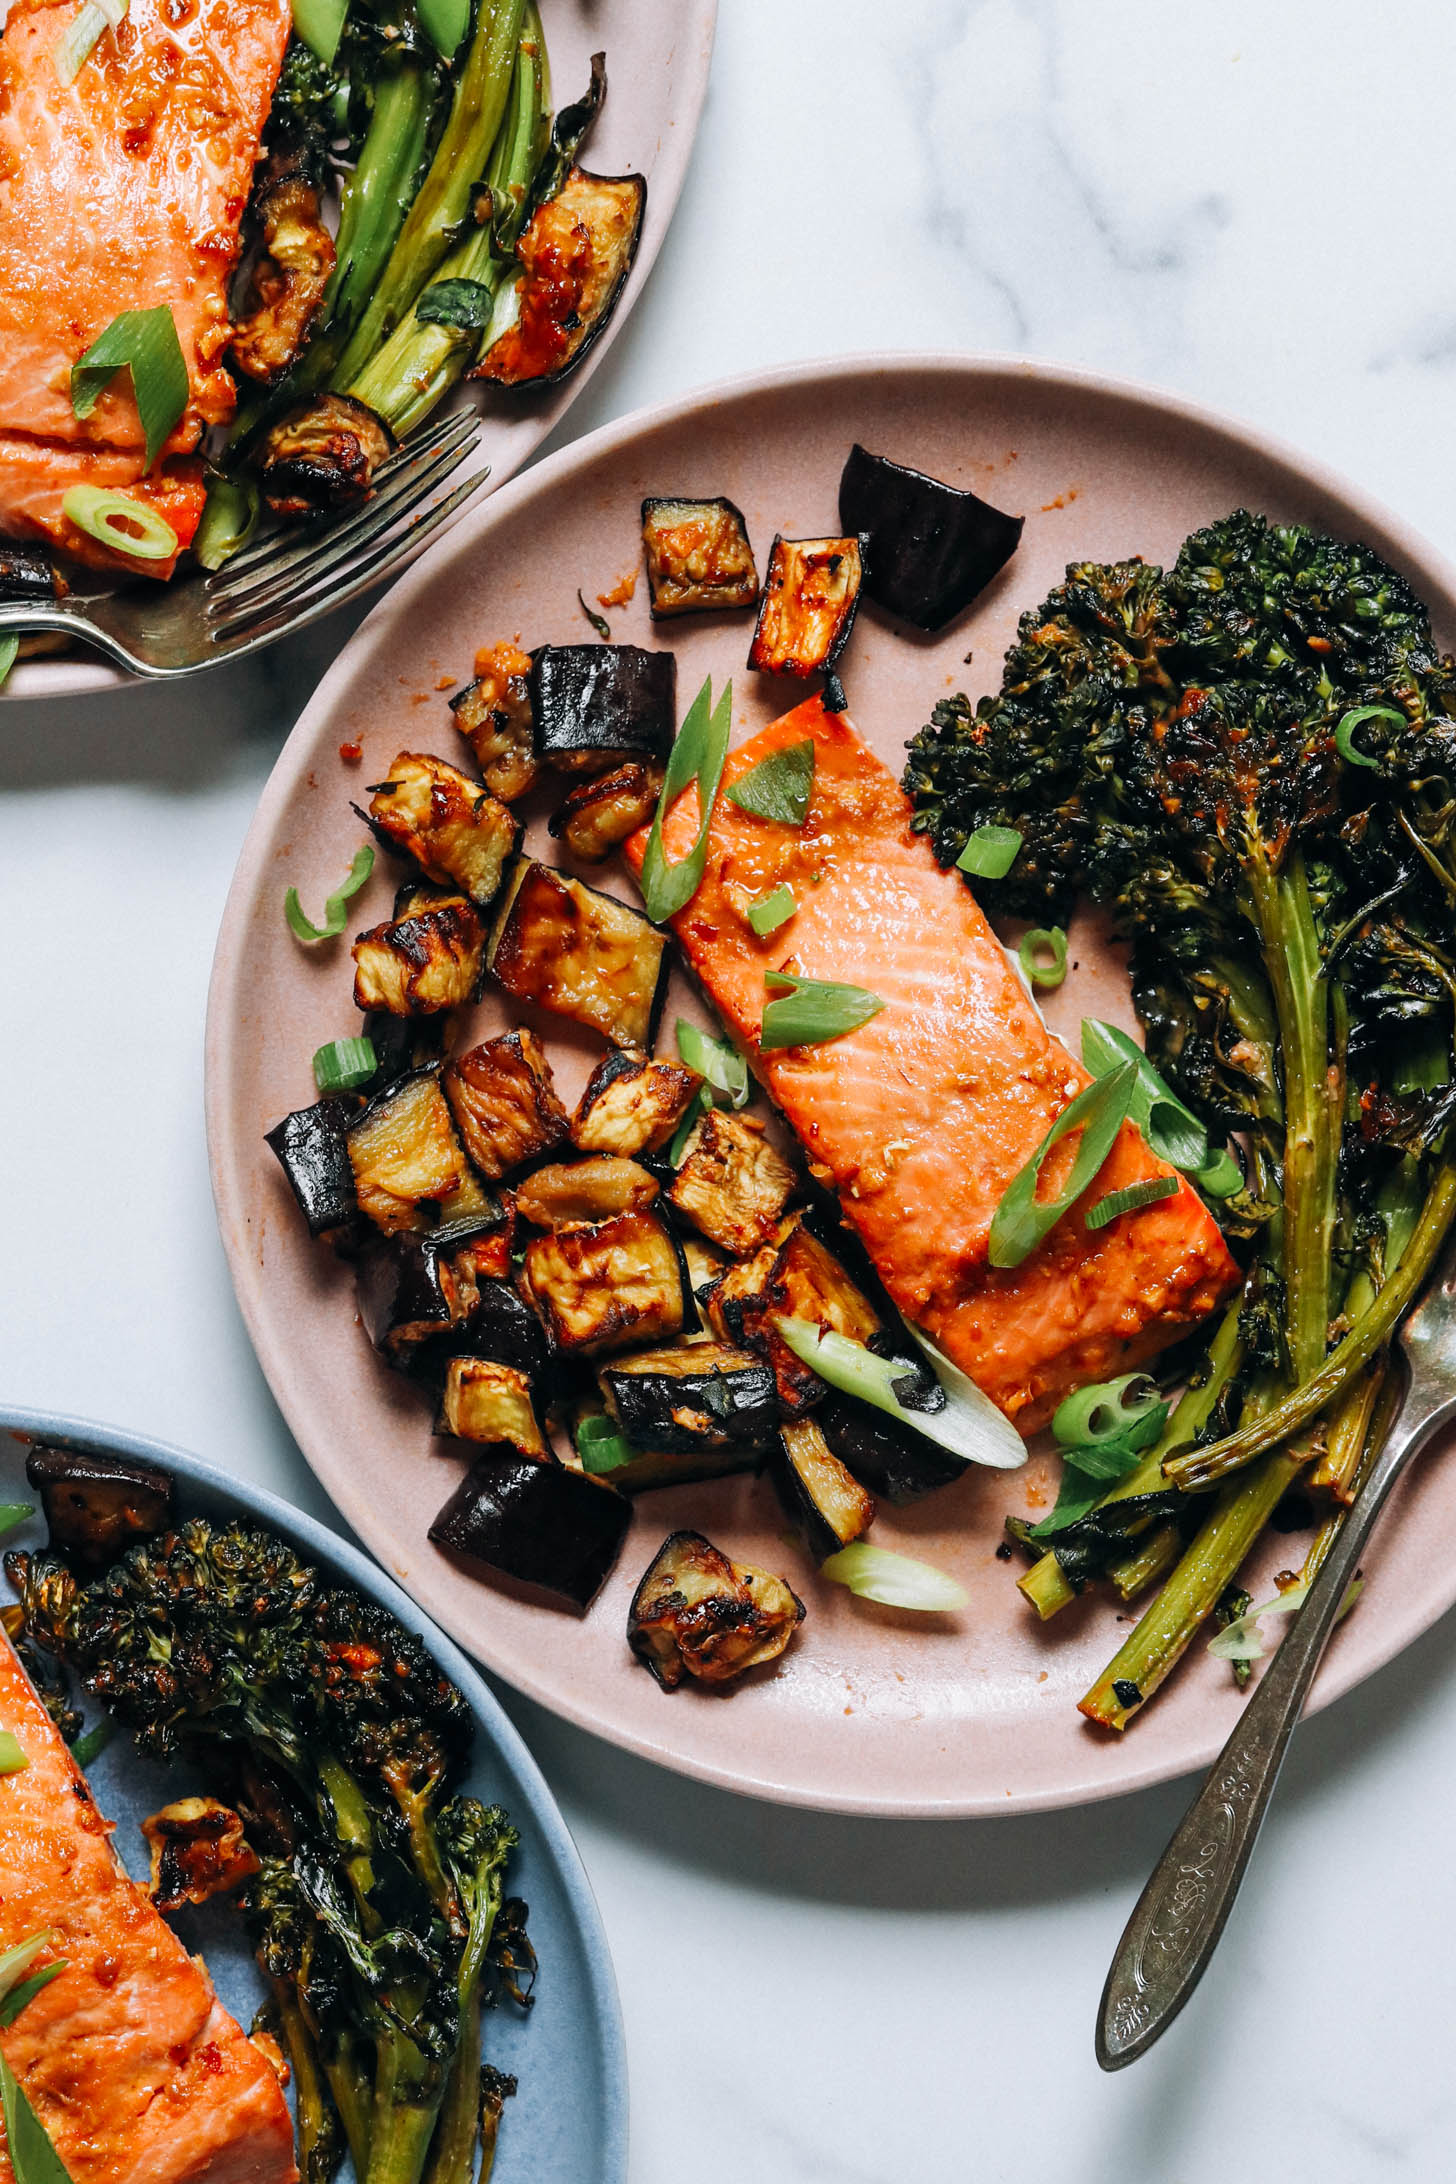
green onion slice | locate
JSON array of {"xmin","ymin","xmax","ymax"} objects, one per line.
[
  {"xmin": 676, "ymin": 1021, "xmax": 749, "ymax": 1108},
  {"xmin": 313, "ymin": 1037, "xmax": 378, "ymax": 1094},
  {"xmin": 192, "ymin": 474, "xmax": 258, "ymax": 571},
  {"xmin": 1081, "ymin": 1019, "xmax": 1241, "ymax": 1200},
  {"xmin": 0, "ymin": 1964, "xmax": 66, "ymax": 2032},
  {"xmin": 724, "ymin": 738, "xmax": 815, "ymax": 826},
  {"xmin": 668, "ymin": 1086, "xmax": 712, "ymax": 1167},
  {"xmin": 1194, "ymin": 1147, "xmax": 1243, "ymax": 1197},
  {"xmin": 576, "ymin": 589, "xmax": 611, "ymax": 641},
  {"xmin": 284, "ymin": 846, "xmax": 375, "ymax": 945},
  {"xmin": 1018, "ymin": 926, "xmax": 1067, "ymax": 990},
  {"xmin": 1334, "ymin": 704, "xmax": 1401, "ymax": 772},
  {"xmin": 0, "ymin": 1937, "xmax": 55, "ymax": 2016},
  {"xmin": 0, "ymin": 2044, "xmax": 74, "ymax": 2184},
  {"xmin": 638, "ymin": 677, "xmax": 733, "ymax": 923},
  {"xmin": 415, "ymin": 0, "xmax": 468, "ymax": 56},
  {"xmin": 775, "ymin": 1318, "xmax": 1026, "ymax": 1471},
  {"xmin": 747, "ymin": 883, "xmax": 797, "ymax": 937},
  {"xmin": 759, "ymin": 969, "xmax": 884, "ymax": 1050},
  {"xmin": 60, "ymin": 486, "xmax": 177, "ymax": 564},
  {"xmin": 574, "ymin": 1414, "xmax": 634, "ymax": 1476},
  {"xmin": 54, "ymin": 0, "xmax": 127, "ymax": 85},
  {"xmin": 71, "ymin": 306, "xmax": 188, "ymax": 472},
  {"xmin": 957, "ymin": 823, "xmax": 1022, "ymax": 879},
  {"xmin": 819, "ymin": 1542, "xmax": 969, "ymax": 1613},
  {"xmin": 988, "ymin": 1061, "xmax": 1136, "ymax": 1269},
  {"xmin": 1053, "ymin": 1373, "xmax": 1164, "ymax": 1450},
  {"xmin": 291, "ymin": 0, "xmax": 349, "ymax": 63},
  {"xmin": 0, "ymin": 1734, "xmax": 26, "ymax": 1777},
  {"xmin": 0, "ymin": 638, "xmax": 18, "ymax": 692},
  {"xmin": 1084, "ymin": 1175, "xmax": 1181, "ymax": 1230},
  {"xmin": 67, "ymin": 1721, "xmax": 113, "ymax": 1772},
  {"xmin": 0, "ymin": 1505, "xmax": 31, "ymax": 1543}
]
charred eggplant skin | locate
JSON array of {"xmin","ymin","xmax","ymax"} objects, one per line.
[
  {"xmin": 430, "ymin": 1453, "xmax": 630, "ymax": 1608},
  {"xmin": 747, "ymin": 534, "xmax": 868, "ymax": 678},
  {"xmin": 436, "ymin": 1357, "xmax": 548, "ymax": 1460},
  {"xmin": 265, "ymin": 1099, "xmax": 359, "ymax": 1240},
  {"xmin": 626, "ymin": 1529, "xmax": 805, "ymax": 1689},
  {"xmin": 571, "ymin": 1050, "xmax": 703, "ymax": 1157},
  {"xmin": 354, "ymin": 1209, "xmax": 511, "ymax": 1365},
  {"xmin": 523, "ymin": 1208, "xmax": 693, "ymax": 1356},
  {"xmin": 771, "ymin": 1418, "xmax": 876, "ymax": 1562},
  {"xmin": 442, "ymin": 1029, "xmax": 572, "ymax": 1180},
  {"xmin": 837, "ymin": 442, "xmax": 1023, "ymax": 631},
  {"xmin": 640, "ymin": 497, "xmax": 759, "ymax": 619},
  {"xmin": 470, "ymin": 168, "xmax": 646, "ymax": 389},
  {"xmin": 816, "ymin": 1392, "xmax": 967, "ymax": 1504},
  {"xmin": 450, "ymin": 643, "xmax": 538, "ymax": 804},
  {"xmin": 530, "ymin": 646, "xmax": 677, "ymax": 774},
  {"xmin": 0, "ymin": 542, "xmax": 60, "ymax": 605},
  {"xmin": 599, "ymin": 1342, "xmax": 777, "ymax": 1454},
  {"xmin": 25, "ymin": 1446, "xmax": 174, "ymax": 1570},
  {"xmin": 548, "ymin": 761, "xmax": 663, "ymax": 863},
  {"xmin": 414, "ymin": 1275, "xmax": 557, "ymax": 1395},
  {"xmin": 364, "ymin": 752, "xmax": 520, "ymax": 911},
  {"xmin": 351, "ymin": 896, "xmax": 486, "ymax": 1016},
  {"xmin": 259, "ymin": 394, "xmax": 396, "ymax": 520},
  {"xmin": 488, "ymin": 859, "xmax": 670, "ymax": 1050}
]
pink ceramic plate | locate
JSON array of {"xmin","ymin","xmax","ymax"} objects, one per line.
[{"xmin": 207, "ymin": 354, "xmax": 1456, "ymax": 1815}]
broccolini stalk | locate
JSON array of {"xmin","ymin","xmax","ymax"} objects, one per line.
[
  {"xmin": 1108, "ymin": 1521, "xmax": 1184, "ymax": 1603},
  {"xmin": 261, "ymin": 1981, "xmax": 343, "ymax": 2184},
  {"xmin": 329, "ymin": 49, "xmax": 439, "ymax": 348},
  {"xmin": 422, "ymin": 1803, "xmax": 517, "ymax": 2184}
]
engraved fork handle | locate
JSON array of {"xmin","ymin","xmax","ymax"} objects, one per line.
[{"xmin": 1097, "ymin": 1365, "xmax": 1455, "ymax": 2070}]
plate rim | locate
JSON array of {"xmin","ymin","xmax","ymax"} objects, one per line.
[
  {"xmin": 206, "ymin": 347, "xmax": 1456, "ymax": 1817},
  {"xmin": 0, "ymin": 1400, "xmax": 629, "ymax": 2180}
]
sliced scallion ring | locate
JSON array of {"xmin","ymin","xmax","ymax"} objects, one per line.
[
  {"xmin": 1052, "ymin": 1372, "xmax": 1163, "ymax": 1450},
  {"xmin": 0, "ymin": 1735, "xmax": 26, "ymax": 1777},
  {"xmin": 193, "ymin": 473, "xmax": 259, "ymax": 571},
  {"xmin": 747, "ymin": 883, "xmax": 797, "ymax": 937},
  {"xmin": 54, "ymin": 0, "xmax": 128, "ymax": 84},
  {"xmin": 675, "ymin": 1020, "xmax": 750, "ymax": 1108},
  {"xmin": 284, "ymin": 846, "xmax": 375, "ymax": 945},
  {"xmin": 1084, "ymin": 1175, "xmax": 1180, "ymax": 1229},
  {"xmin": 1018, "ymin": 925, "xmax": 1067, "ymax": 990},
  {"xmin": 819, "ymin": 1542, "xmax": 969, "ymax": 1613},
  {"xmin": 776, "ymin": 1317, "xmax": 1026, "ymax": 1471},
  {"xmin": 957, "ymin": 823, "xmax": 1022, "ymax": 879},
  {"xmin": 313, "ymin": 1037, "xmax": 378, "ymax": 1094},
  {"xmin": 1334, "ymin": 704, "xmax": 1401, "ymax": 772},
  {"xmin": 61, "ymin": 485, "xmax": 178, "ymax": 563}
]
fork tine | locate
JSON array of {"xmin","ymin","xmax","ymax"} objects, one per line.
[
  {"xmin": 212, "ymin": 411, "xmax": 480, "ymax": 587},
  {"xmin": 207, "ymin": 432, "xmax": 479, "ymax": 632},
  {"xmin": 209, "ymin": 470, "xmax": 489, "ymax": 657}
]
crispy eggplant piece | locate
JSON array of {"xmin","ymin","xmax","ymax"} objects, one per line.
[
  {"xmin": 230, "ymin": 167, "xmax": 336, "ymax": 387},
  {"xmin": 365, "ymin": 751, "xmax": 519, "ymax": 910},
  {"xmin": 570, "ymin": 1405, "xmax": 761, "ymax": 1495},
  {"xmin": 549, "ymin": 760, "xmax": 664, "ymax": 862},
  {"xmin": 488, "ymin": 860, "xmax": 669, "ymax": 1049},
  {"xmin": 359, "ymin": 1008, "xmax": 447, "ymax": 1090},
  {"xmin": 626, "ymin": 1530, "xmax": 804, "ymax": 1690},
  {"xmin": 817, "ymin": 1392, "xmax": 967, "ymax": 1505},
  {"xmin": 437, "ymin": 1358, "xmax": 547, "ymax": 1459},
  {"xmin": 680, "ymin": 1233, "xmax": 729, "ymax": 1301},
  {"xmin": 346, "ymin": 1067, "xmax": 480, "ymax": 1235},
  {"xmin": 430, "ymin": 1452, "xmax": 629, "ymax": 1607},
  {"xmin": 25, "ymin": 1447, "xmax": 174, "ymax": 1571},
  {"xmin": 260, "ymin": 393, "xmax": 397, "ymax": 519},
  {"xmin": 450, "ymin": 643, "xmax": 539, "ymax": 803},
  {"xmin": 571, "ymin": 1049, "xmax": 704, "ymax": 1157},
  {"xmin": 600, "ymin": 1340, "xmax": 777, "ymax": 1454},
  {"xmin": 667, "ymin": 1110, "xmax": 797, "ymax": 1253},
  {"xmin": 142, "ymin": 1798, "xmax": 261, "ymax": 1911},
  {"xmin": 0, "ymin": 542, "xmax": 60, "ymax": 605},
  {"xmin": 265, "ymin": 1099, "xmax": 359, "ymax": 1240},
  {"xmin": 416, "ymin": 1275, "xmax": 556, "ymax": 1395},
  {"xmin": 706, "ymin": 1217, "xmax": 881, "ymax": 1412},
  {"xmin": 355, "ymin": 1208, "xmax": 513, "ymax": 1365},
  {"xmin": 524, "ymin": 1208, "xmax": 690, "ymax": 1357},
  {"xmin": 747, "ymin": 534, "xmax": 867, "ymax": 678},
  {"xmin": 640, "ymin": 496, "xmax": 759, "ymax": 619},
  {"xmin": 471, "ymin": 168, "xmax": 646, "ymax": 388},
  {"xmin": 442, "ymin": 1030, "xmax": 571, "ymax": 1180},
  {"xmin": 351, "ymin": 894, "xmax": 485, "ymax": 1017},
  {"xmin": 515, "ymin": 1157, "xmax": 659, "ymax": 1229},
  {"xmin": 529, "ymin": 646, "xmax": 676, "ymax": 776},
  {"xmin": 837, "ymin": 442, "xmax": 1023, "ymax": 631},
  {"xmin": 772, "ymin": 1417, "xmax": 876, "ymax": 1562}
]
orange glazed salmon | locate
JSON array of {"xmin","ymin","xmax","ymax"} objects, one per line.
[
  {"xmin": 0, "ymin": 1630, "xmax": 298, "ymax": 2184},
  {"xmin": 0, "ymin": 0, "xmax": 291, "ymax": 575},
  {"xmin": 626, "ymin": 694, "xmax": 1239, "ymax": 1429}
]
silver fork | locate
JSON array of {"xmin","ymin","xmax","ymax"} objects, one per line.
[
  {"xmin": 0, "ymin": 411, "xmax": 487, "ymax": 681},
  {"xmin": 1096, "ymin": 1220, "xmax": 1456, "ymax": 2068}
]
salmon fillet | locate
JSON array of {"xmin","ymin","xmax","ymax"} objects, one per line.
[
  {"xmin": 0, "ymin": 1631, "xmax": 298, "ymax": 2184},
  {"xmin": 0, "ymin": 0, "xmax": 291, "ymax": 574},
  {"xmin": 626, "ymin": 695, "xmax": 1239, "ymax": 1428}
]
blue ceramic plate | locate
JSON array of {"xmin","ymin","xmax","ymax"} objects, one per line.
[{"xmin": 0, "ymin": 1406, "xmax": 627, "ymax": 2184}]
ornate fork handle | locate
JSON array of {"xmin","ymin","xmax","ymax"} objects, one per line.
[{"xmin": 1097, "ymin": 1366, "xmax": 1452, "ymax": 2069}]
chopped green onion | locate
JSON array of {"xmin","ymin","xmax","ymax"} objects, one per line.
[
  {"xmin": 1195, "ymin": 1147, "xmax": 1244, "ymax": 1197},
  {"xmin": 1207, "ymin": 1576, "xmax": 1363, "ymax": 1663},
  {"xmin": 60, "ymin": 486, "xmax": 177, "ymax": 564},
  {"xmin": 284, "ymin": 846, "xmax": 375, "ymax": 945},
  {"xmin": 1053, "ymin": 1373, "xmax": 1165, "ymax": 1449},
  {"xmin": 574, "ymin": 1415, "xmax": 634, "ymax": 1476},
  {"xmin": 54, "ymin": 0, "xmax": 127, "ymax": 85},
  {"xmin": 313, "ymin": 1037, "xmax": 378, "ymax": 1094},
  {"xmin": 759, "ymin": 969, "xmax": 885, "ymax": 1050},
  {"xmin": 957, "ymin": 824, "xmax": 1022, "ymax": 879},
  {"xmin": 0, "ymin": 1505, "xmax": 32, "ymax": 1542},
  {"xmin": 746, "ymin": 884, "xmax": 797, "ymax": 937},
  {"xmin": 416, "ymin": 0, "xmax": 468, "ymax": 56},
  {"xmin": 1081, "ymin": 1019, "xmax": 1242, "ymax": 1200},
  {"xmin": 775, "ymin": 1317, "xmax": 1025, "ymax": 1471},
  {"xmin": 291, "ymin": 0, "xmax": 349, "ymax": 63},
  {"xmin": 71, "ymin": 306, "xmax": 188, "ymax": 472},
  {"xmin": 0, "ymin": 1966, "xmax": 65, "ymax": 2030},
  {"xmin": 192, "ymin": 474, "xmax": 258, "ymax": 571},
  {"xmin": 0, "ymin": 2044, "xmax": 74, "ymax": 2184},
  {"xmin": 988, "ymin": 1061, "xmax": 1136, "ymax": 1269},
  {"xmin": 1018, "ymin": 926, "xmax": 1067, "ymax": 990},
  {"xmin": 638, "ymin": 678, "xmax": 733, "ymax": 923},
  {"xmin": 819, "ymin": 1541, "xmax": 969, "ymax": 1613},
  {"xmin": 1334, "ymin": 704, "xmax": 1401, "ymax": 772},
  {"xmin": 667, "ymin": 1085, "xmax": 712, "ymax": 1167},
  {"xmin": 676, "ymin": 1021, "xmax": 750, "ymax": 1108},
  {"xmin": 576, "ymin": 589, "xmax": 611, "ymax": 641},
  {"xmin": 0, "ymin": 638, "xmax": 18, "ymax": 692},
  {"xmin": 67, "ymin": 1721, "xmax": 113, "ymax": 1771},
  {"xmin": 724, "ymin": 738, "xmax": 815, "ymax": 826},
  {"xmin": 0, "ymin": 1937, "xmax": 55, "ymax": 2016},
  {"xmin": 1085, "ymin": 1175, "xmax": 1181, "ymax": 1229},
  {"xmin": 0, "ymin": 1734, "xmax": 26, "ymax": 1777},
  {"xmin": 1145, "ymin": 1099, "xmax": 1206, "ymax": 1172}
]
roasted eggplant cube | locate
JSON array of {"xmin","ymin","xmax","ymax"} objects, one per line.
[
  {"xmin": 515, "ymin": 1157, "xmax": 659, "ymax": 1230},
  {"xmin": 430, "ymin": 1452, "xmax": 630, "ymax": 1608},
  {"xmin": 600, "ymin": 1341, "xmax": 777, "ymax": 1455},
  {"xmin": 706, "ymin": 1218, "xmax": 881, "ymax": 1413},
  {"xmin": 351, "ymin": 896, "xmax": 485, "ymax": 1017},
  {"xmin": 524, "ymin": 1209, "xmax": 690, "ymax": 1357},
  {"xmin": 26, "ymin": 1446, "xmax": 174, "ymax": 1570},
  {"xmin": 627, "ymin": 1530, "xmax": 805, "ymax": 1690},
  {"xmin": 360, "ymin": 1009, "xmax": 447, "ymax": 1089},
  {"xmin": 573, "ymin": 1408, "xmax": 760, "ymax": 1497},
  {"xmin": 772, "ymin": 1418, "xmax": 876, "ymax": 1562},
  {"xmin": 667, "ymin": 1110, "xmax": 797, "ymax": 1253},
  {"xmin": 640, "ymin": 496, "xmax": 759, "ymax": 619},
  {"xmin": 265, "ymin": 1099, "xmax": 359, "ymax": 1240},
  {"xmin": 0, "ymin": 541, "xmax": 60, "ymax": 605},
  {"xmin": 488, "ymin": 861, "xmax": 669, "ymax": 1050},
  {"xmin": 747, "ymin": 535, "xmax": 867, "ymax": 678},
  {"xmin": 141, "ymin": 1798, "xmax": 260, "ymax": 1912},
  {"xmin": 529, "ymin": 646, "xmax": 676, "ymax": 776},
  {"xmin": 471, "ymin": 168, "xmax": 646, "ymax": 389},
  {"xmin": 838, "ymin": 442, "xmax": 1023, "ymax": 631},
  {"xmin": 346, "ymin": 1068, "xmax": 480, "ymax": 1235},
  {"xmin": 549, "ymin": 760, "xmax": 664, "ymax": 863},
  {"xmin": 571, "ymin": 1049, "xmax": 704, "ymax": 1156},
  {"xmin": 817, "ymin": 1393, "xmax": 967, "ymax": 1505},
  {"xmin": 417, "ymin": 1275, "xmax": 556, "ymax": 1394},
  {"xmin": 451, "ymin": 642, "xmax": 538, "ymax": 802},
  {"xmin": 355, "ymin": 1209, "xmax": 511, "ymax": 1365},
  {"xmin": 366, "ymin": 752, "xmax": 518, "ymax": 909},
  {"xmin": 437, "ymin": 1358, "xmax": 547, "ymax": 1460},
  {"xmin": 442, "ymin": 1029, "xmax": 571, "ymax": 1179}
]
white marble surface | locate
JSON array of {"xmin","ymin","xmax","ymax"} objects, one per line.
[{"xmin": 5, "ymin": 2, "xmax": 1456, "ymax": 2176}]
